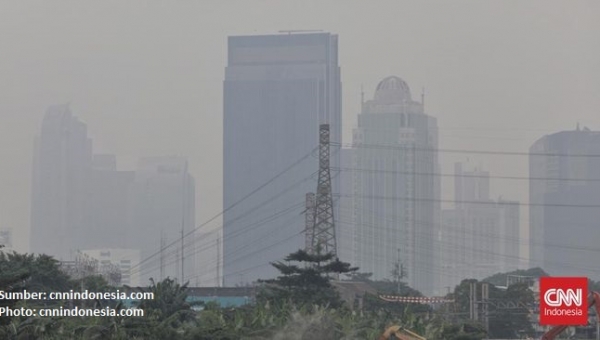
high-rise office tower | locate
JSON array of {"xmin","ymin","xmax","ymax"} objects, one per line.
[
  {"xmin": 31, "ymin": 104, "xmax": 93, "ymax": 259},
  {"xmin": 352, "ymin": 76, "xmax": 439, "ymax": 295},
  {"xmin": 128, "ymin": 156, "xmax": 196, "ymax": 285},
  {"xmin": 529, "ymin": 127, "xmax": 600, "ymax": 278},
  {"xmin": 223, "ymin": 33, "xmax": 341, "ymax": 286}
]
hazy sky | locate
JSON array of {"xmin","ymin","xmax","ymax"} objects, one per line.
[{"xmin": 1, "ymin": 1, "xmax": 599, "ymax": 252}]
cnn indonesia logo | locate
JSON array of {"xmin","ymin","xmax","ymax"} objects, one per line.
[{"xmin": 540, "ymin": 277, "xmax": 588, "ymax": 325}]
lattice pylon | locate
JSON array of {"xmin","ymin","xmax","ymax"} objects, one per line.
[
  {"xmin": 311, "ymin": 124, "xmax": 337, "ymax": 256},
  {"xmin": 304, "ymin": 192, "xmax": 316, "ymax": 255}
]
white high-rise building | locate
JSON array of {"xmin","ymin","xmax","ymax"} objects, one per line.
[{"xmin": 352, "ymin": 76, "xmax": 439, "ymax": 295}]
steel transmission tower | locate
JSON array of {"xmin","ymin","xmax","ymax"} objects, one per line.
[
  {"xmin": 304, "ymin": 193, "xmax": 316, "ymax": 254},
  {"xmin": 311, "ymin": 124, "xmax": 337, "ymax": 256}
]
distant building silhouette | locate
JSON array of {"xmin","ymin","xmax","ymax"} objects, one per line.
[
  {"xmin": 337, "ymin": 148, "xmax": 355, "ymax": 265},
  {"xmin": 89, "ymin": 154, "xmax": 134, "ymax": 249},
  {"xmin": 222, "ymin": 32, "xmax": 341, "ymax": 286},
  {"xmin": 439, "ymin": 162, "xmax": 520, "ymax": 292},
  {"xmin": 529, "ymin": 127, "xmax": 600, "ymax": 278},
  {"xmin": 351, "ymin": 76, "xmax": 439, "ymax": 295},
  {"xmin": 128, "ymin": 156, "xmax": 196, "ymax": 285},
  {"xmin": 81, "ymin": 248, "xmax": 141, "ymax": 287},
  {"xmin": 31, "ymin": 104, "xmax": 93, "ymax": 260}
]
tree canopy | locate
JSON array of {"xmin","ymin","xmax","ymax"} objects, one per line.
[{"xmin": 258, "ymin": 249, "xmax": 358, "ymax": 309}]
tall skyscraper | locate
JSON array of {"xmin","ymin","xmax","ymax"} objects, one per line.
[
  {"xmin": 223, "ymin": 32, "xmax": 341, "ymax": 286},
  {"xmin": 439, "ymin": 162, "xmax": 520, "ymax": 292},
  {"xmin": 351, "ymin": 76, "xmax": 439, "ymax": 295},
  {"xmin": 529, "ymin": 127, "xmax": 600, "ymax": 278},
  {"xmin": 128, "ymin": 156, "xmax": 196, "ymax": 285},
  {"xmin": 31, "ymin": 104, "xmax": 93, "ymax": 260}
]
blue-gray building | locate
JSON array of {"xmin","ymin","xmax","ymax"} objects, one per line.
[
  {"xmin": 223, "ymin": 33, "xmax": 341, "ymax": 286},
  {"xmin": 529, "ymin": 127, "xmax": 600, "ymax": 278},
  {"xmin": 31, "ymin": 105, "xmax": 93, "ymax": 260}
]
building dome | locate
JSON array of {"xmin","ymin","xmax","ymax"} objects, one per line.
[{"xmin": 373, "ymin": 76, "xmax": 411, "ymax": 104}]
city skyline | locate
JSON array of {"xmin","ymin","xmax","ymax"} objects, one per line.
[
  {"xmin": 1, "ymin": 2, "xmax": 598, "ymax": 254},
  {"xmin": 30, "ymin": 106, "xmax": 198, "ymax": 285},
  {"xmin": 0, "ymin": 2, "xmax": 599, "ymax": 293}
]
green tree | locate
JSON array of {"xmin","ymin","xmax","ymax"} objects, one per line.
[
  {"xmin": 0, "ymin": 251, "xmax": 30, "ymax": 329},
  {"xmin": 344, "ymin": 271, "xmax": 431, "ymax": 324},
  {"xmin": 0, "ymin": 250, "xmax": 74, "ymax": 339},
  {"xmin": 438, "ymin": 322, "xmax": 488, "ymax": 340},
  {"xmin": 483, "ymin": 267, "xmax": 548, "ymax": 287},
  {"xmin": 124, "ymin": 277, "xmax": 197, "ymax": 339},
  {"xmin": 258, "ymin": 249, "xmax": 358, "ymax": 309},
  {"xmin": 488, "ymin": 282, "xmax": 535, "ymax": 339},
  {"xmin": 0, "ymin": 251, "xmax": 71, "ymax": 294}
]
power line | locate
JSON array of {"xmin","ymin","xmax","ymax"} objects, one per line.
[
  {"xmin": 333, "ymin": 166, "xmax": 600, "ymax": 183},
  {"xmin": 185, "ymin": 230, "xmax": 305, "ymax": 286},
  {"xmin": 335, "ymin": 142, "xmax": 600, "ymax": 158},
  {"xmin": 335, "ymin": 193, "xmax": 600, "ymax": 208},
  {"xmin": 128, "ymin": 148, "xmax": 317, "ymax": 275},
  {"xmin": 131, "ymin": 201, "xmax": 306, "ymax": 278},
  {"xmin": 176, "ymin": 198, "xmax": 600, "ymax": 288}
]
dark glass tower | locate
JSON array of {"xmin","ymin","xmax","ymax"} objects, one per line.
[{"xmin": 223, "ymin": 33, "xmax": 341, "ymax": 286}]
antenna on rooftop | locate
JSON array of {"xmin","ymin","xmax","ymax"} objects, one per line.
[{"xmin": 361, "ymin": 84, "xmax": 365, "ymax": 108}]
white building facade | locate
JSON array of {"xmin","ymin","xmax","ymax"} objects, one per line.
[
  {"xmin": 82, "ymin": 248, "xmax": 141, "ymax": 287},
  {"xmin": 351, "ymin": 76, "xmax": 440, "ymax": 295}
]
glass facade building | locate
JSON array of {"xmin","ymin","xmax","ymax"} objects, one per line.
[{"xmin": 223, "ymin": 33, "xmax": 341, "ymax": 286}]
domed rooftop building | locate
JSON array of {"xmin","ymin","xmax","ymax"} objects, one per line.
[
  {"xmin": 352, "ymin": 75, "xmax": 439, "ymax": 296},
  {"xmin": 373, "ymin": 76, "xmax": 412, "ymax": 104},
  {"xmin": 363, "ymin": 76, "xmax": 423, "ymax": 115}
]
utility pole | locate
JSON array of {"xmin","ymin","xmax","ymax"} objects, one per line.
[
  {"xmin": 180, "ymin": 228, "xmax": 184, "ymax": 284},
  {"xmin": 216, "ymin": 236, "xmax": 221, "ymax": 287},
  {"xmin": 311, "ymin": 124, "xmax": 337, "ymax": 256},
  {"xmin": 469, "ymin": 282, "xmax": 477, "ymax": 321},
  {"xmin": 469, "ymin": 282, "xmax": 489, "ymax": 331},
  {"xmin": 394, "ymin": 248, "xmax": 404, "ymax": 294},
  {"xmin": 481, "ymin": 282, "xmax": 489, "ymax": 333},
  {"xmin": 180, "ymin": 161, "xmax": 188, "ymax": 284},
  {"xmin": 160, "ymin": 232, "xmax": 166, "ymax": 280}
]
